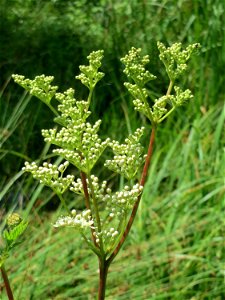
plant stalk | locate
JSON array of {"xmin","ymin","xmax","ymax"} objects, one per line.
[
  {"xmin": 98, "ymin": 258, "xmax": 109, "ymax": 300},
  {"xmin": 1, "ymin": 265, "xmax": 14, "ymax": 300},
  {"xmin": 107, "ymin": 125, "xmax": 156, "ymax": 265},
  {"xmin": 80, "ymin": 171, "xmax": 98, "ymax": 247}
]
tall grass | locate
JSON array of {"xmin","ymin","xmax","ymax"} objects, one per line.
[
  {"xmin": 0, "ymin": 0, "xmax": 224, "ymax": 298},
  {"xmin": 2, "ymin": 102, "xmax": 224, "ymax": 299}
]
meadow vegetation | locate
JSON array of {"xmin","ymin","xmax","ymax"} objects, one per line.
[{"xmin": 0, "ymin": 0, "xmax": 224, "ymax": 299}]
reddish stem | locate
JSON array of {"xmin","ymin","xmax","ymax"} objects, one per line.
[
  {"xmin": 1, "ymin": 265, "xmax": 14, "ymax": 300},
  {"xmin": 80, "ymin": 171, "xmax": 91, "ymax": 210},
  {"xmin": 107, "ymin": 125, "xmax": 156, "ymax": 265},
  {"xmin": 98, "ymin": 258, "xmax": 109, "ymax": 300}
]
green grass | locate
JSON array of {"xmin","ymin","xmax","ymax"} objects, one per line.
[
  {"xmin": 1, "ymin": 102, "xmax": 224, "ymax": 299},
  {"xmin": 0, "ymin": 0, "xmax": 224, "ymax": 298}
]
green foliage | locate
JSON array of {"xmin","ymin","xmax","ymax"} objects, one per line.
[
  {"xmin": 0, "ymin": 213, "xmax": 28, "ymax": 267},
  {"xmin": 4, "ymin": 110, "xmax": 224, "ymax": 298},
  {"xmin": 10, "ymin": 42, "xmax": 200, "ymax": 299},
  {"xmin": 1, "ymin": 0, "xmax": 224, "ymax": 187},
  {"xmin": 0, "ymin": 1, "xmax": 224, "ymax": 298}
]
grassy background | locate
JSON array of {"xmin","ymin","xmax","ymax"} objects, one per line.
[{"xmin": 0, "ymin": 0, "xmax": 224, "ymax": 299}]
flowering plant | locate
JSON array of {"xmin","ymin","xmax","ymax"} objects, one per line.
[
  {"xmin": 12, "ymin": 42, "xmax": 200, "ymax": 299},
  {"xmin": 0, "ymin": 213, "xmax": 28, "ymax": 299}
]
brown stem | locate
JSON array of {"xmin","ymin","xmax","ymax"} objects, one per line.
[
  {"xmin": 80, "ymin": 171, "xmax": 91, "ymax": 210},
  {"xmin": 1, "ymin": 265, "xmax": 14, "ymax": 300},
  {"xmin": 107, "ymin": 126, "xmax": 156, "ymax": 265},
  {"xmin": 80, "ymin": 171, "xmax": 98, "ymax": 247},
  {"xmin": 98, "ymin": 258, "xmax": 109, "ymax": 300}
]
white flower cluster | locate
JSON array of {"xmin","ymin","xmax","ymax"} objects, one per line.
[
  {"xmin": 107, "ymin": 184, "xmax": 143, "ymax": 211},
  {"xmin": 105, "ymin": 127, "xmax": 145, "ymax": 179},
  {"xmin": 42, "ymin": 120, "xmax": 110, "ymax": 172},
  {"xmin": 70, "ymin": 174, "xmax": 143, "ymax": 251},
  {"xmin": 70, "ymin": 175, "xmax": 121, "ymax": 249},
  {"xmin": 70, "ymin": 177, "xmax": 84, "ymax": 194},
  {"xmin": 22, "ymin": 161, "xmax": 74, "ymax": 194},
  {"xmin": 76, "ymin": 50, "xmax": 105, "ymax": 90},
  {"xmin": 71, "ymin": 175, "xmax": 109, "ymax": 201},
  {"xmin": 53, "ymin": 209, "xmax": 94, "ymax": 230},
  {"xmin": 71, "ymin": 175, "xmax": 143, "ymax": 215},
  {"xmin": 94, "ymin": 227, "xmax": 119, "ymax": 247},
  {"xmin": 157, "ymin": 42, "xmax": 201, "ymax": 81},
  {"xmin": 121, "ymin": 47, "xmax": 156, "ymax": 86},
  {"xmin": 12, "ymin": 74, "xmax": 58, "ymax": 104}
]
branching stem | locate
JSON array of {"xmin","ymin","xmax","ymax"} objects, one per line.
[
  {"xmin": 107, "ymin": 125, "xmax": 156, "ymax": 265},
  {"xmin": 86, "ymin": 173, "xmax": 104, "ymax": 254},
  {"xmin": 166, "ymin": 80, "xmax": 174, "ymax": 96},
  {"xmin": 80, "ymin": 171, "xmax": 98, "ymax": 247},
  {"xmin": 56, "ymin": 192, "xmax": 70, "ymax": 214},
  {"xmin": 96, "ymin": 126, "xmax": 156, "ymax": 299}
]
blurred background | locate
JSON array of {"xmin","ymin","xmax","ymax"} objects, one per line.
[{"xmin": 0, "ymin": 0, "xmax": 224, "ymax": 299}]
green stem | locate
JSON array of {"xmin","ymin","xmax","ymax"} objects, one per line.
[
  {"xmin": 80, "ymin": 171, "xmax": 98, "ymax": 247},
  {"xmin": 87, "ymin": 88, "xmax": 94, "ymax": 107},
  {"xmin": 56, "ymin": 193, "xmax": 70, "ymax": 214},
  {"xmin": 107, "ymin": 211, "xmax": 127, "ymax": 256},
  {"xmin": 81, "ymin": 233, "xmax": 101, "ymax": 257},
  {"xmin": 139, "ymin": 88, "xmax": 154, "ymax": 123},
  {"xmin": 86, "ymin": 173, "xmax": 104, "ymax": 253},
  {"xmin": 158, "ymin": 80, "xmax": 175, "ymax": 123},
  {"xmin": 166, "ymin": 80, "xmax": 174, "ymax": 96},
  {"xmin": 158, "ymin": 106, "xmax": 176, "ymax": 123},
  {"xmin": 46, "ymin": 103, "xmax": 59, "ymax": 117},
  {"xmin": 1, "ymin": 265, "xmax": 14, "ymax": 300}
]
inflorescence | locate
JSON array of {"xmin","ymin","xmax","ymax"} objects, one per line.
[{"xmin": 13, "ymin": 42, "xmax": 199, "ymax": 256}]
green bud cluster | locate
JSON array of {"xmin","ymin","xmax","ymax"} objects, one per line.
[
  {"xmin": 76, "ymin": 50, "xmax": 105, "ymax": 90},
  {"xmin": 12, "ymin": 74, "xmax": 58, "ymax": 105},
  {"xmin": 157, "ymin": 42, "xmax": 201, "ymax": 81},
  {"xmin": 121, "ymin": 47, "xmax": 156, "ymax": 122},
  {"xmin": 71, "ymin": 175, "xmax": 107, "ymax": 198},
  {"xmin": 5, "ymin": 213, "xmax": 22, "ymax": 228},
  {"xmin": 54, "ymin": 88, "xmax": 91, "ymax": 126},
  {"xmin": 121, "ymin": 47, "xmax": 156, "ymax": 87},
  {"xmin": 106, "ymin": 183, "xmax": 143, "ymax": 211},
  {"xmin": 171, "ymin": 86, "xmax": 194, "ymax": 106},
  {"xmin": 12, "ymin": 42, "xmax": 199, "ymax": 260},
  {"xmin": 71, "ymin": 175, "xmax": 142, "ymax": 212},
  {"xmin": 0, "ymin": 214, "xmax": 28, "ymax": 267},
  {"xmin": 105, "ymin": 127, "xmax": 145, "ymax": 179},
  {"xmin": 122, "ymin": 42, "xmax": 199, "ymax": 124}
]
